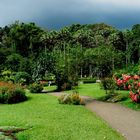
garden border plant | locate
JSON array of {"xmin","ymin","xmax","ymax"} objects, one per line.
[
  {"xmin": 0, "ymin": 81, "xmax": 27, "ymax": 104},
  {"xmin": 114, "ymin": 74, "xmax": 140, "ymax": 103}
]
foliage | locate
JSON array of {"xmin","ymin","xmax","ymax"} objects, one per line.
[
  {"xmin": 0, "ymin": 81, "xmax": 27, "ymax": 104},
  {"xmin": 79, "ymin": 77, "xmax": 96, "ymax": 84},
  {"xmin": 84, "ymin": 46, "xmax": 123, "ymax": 77},
  {"xmin": 101, "ymin": 77, "xmax": 116, "ymax": 94},
  {"xmin": 53, "ymin": 43, "xmax": 82, "ymax": 91},
  {"xmin": 129, "ymin": 77, "xmax": 140, "ymax": 103},
  {"xmin": 14, "ymin": 71, "xmax": 31, "ymax": 85},
  {"xmin": 114, "ymin": 73, "xmax": 140, "ymax": 103},
  {"xmin": 31, "ymin": 51, "xmax": 56, "ymax": 82},
  {"xmin": 0, "ymin": 70, "xmax": 14, "ymax": 82},
  {"xmin": 29, "ymin": 83, "xmax": 43, "ymax": 93},
  {"xmin": 5, "ymin": 53, "xmax": 24, "ymax": 72},
  {"xmin": 114, "ymin": 64, "xmax": 140, "ymax": 76},
  {"xmin": 58, "ymin": 93, "xmax": 85, "ymax": 105},
  {"xmin": 0, "ymin": 21, "xmax": 140, "ymax": 90}
]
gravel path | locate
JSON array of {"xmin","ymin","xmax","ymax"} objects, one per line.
[{"xmin": 49, "ymin": 92, "xmax": 140, "ymax": 140}]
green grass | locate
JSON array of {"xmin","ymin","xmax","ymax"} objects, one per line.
[
  {"xmin": 66, "ymin": 83, "xmax": 105, "ymax": 99},
  {"xmin": 43, "ymin": 85, "xmax": 57, "ymax": 92},
  {"xmin": 120, "ymin": 98, "xmax": 140, "ymax": 110},
  {"xmin": 0, "ymin": 93, "xmax": 124, "ymax": 140}
]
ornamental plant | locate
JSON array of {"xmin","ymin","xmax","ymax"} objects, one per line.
[
  {"xmin": 114, "ymin": 74, "xmax": 140, "ymax": 103},
  {"xmin": 58, "ymin": 92, "xmax": 85, "ymax": 105},
  {"xmin": 0, "ymin": 81, "xmax": 27, "ymax": 104},
  {"xmin": 114, "ymin": 74, "xmax": 132, "ymax": 90},
  {"xmin": 128, "ymin": 77, "xmax": 140, "ymax": 103},
  {"xmin": 29, "ymin": 83, "xmax": 43, "ymax": 93}
]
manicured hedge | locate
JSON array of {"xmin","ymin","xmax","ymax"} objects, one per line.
[{"xmin": 79, "ymin": 78, "xmax": 96, "ymax": 84}]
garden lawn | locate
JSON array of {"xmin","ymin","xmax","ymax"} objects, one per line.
[
  {"xmin": 0, "ymin": 93, "xmax": 124, "ymax": 140},
  {"xmin": 43, "ymin": 85, "xmax": 57, "ymax": 92},
  {"xmin": 66, "ymin": 83, "xmax": 105, "ymax": 98}
]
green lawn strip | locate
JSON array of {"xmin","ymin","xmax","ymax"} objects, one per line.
[
  {"xmin": 0, "ymin": 93, "xmax": 124, "ymax": 140},
  {"xmin": 65, "ymin": 83, "xmax": 106, "ymax": 99},
  {"xmin": 43, "ymin": 85, "xmax": 57, "ymax": 92}
]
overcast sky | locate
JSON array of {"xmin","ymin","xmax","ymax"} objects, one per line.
[{"xmin": 1, "ymin": 0, "xmax": 140, "ymax": 30}]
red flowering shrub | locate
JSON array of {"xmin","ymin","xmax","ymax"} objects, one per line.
[
  {"xmin": 128, "ymin": 78, "xmax": 140, "ymax": 103},
  {"xmin": 114, "ymin": 74, "xmax": 140, "ymax": 103},
  {"xmin": 0, "ymin": 81, "xmax": 27, "ymax": 104}
]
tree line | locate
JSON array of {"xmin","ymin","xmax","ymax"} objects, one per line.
[{"xmin": 0, "ymin": 21, "xmax": 139, "ymax": 90}]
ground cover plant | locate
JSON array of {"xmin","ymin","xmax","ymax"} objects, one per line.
[{"xmin": 0, "ymin": 93, "xmax": 124, "ymax": 140}]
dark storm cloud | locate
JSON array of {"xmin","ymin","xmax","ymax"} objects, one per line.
[{"xmin": 0, "ymin": 0, "xmax": 140, "ymax": 29}]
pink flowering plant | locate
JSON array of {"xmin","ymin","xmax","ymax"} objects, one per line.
[
  {"xmin": 114, "ymin": 74, "xmax": 132, "ymax": 90},
  {"xmin": 114, "ymin": 73, "xmax": 140, "ymax": 103},
  {"xmin": 129, "ymin": 77, "xmax": 140, "ymax": 103}
]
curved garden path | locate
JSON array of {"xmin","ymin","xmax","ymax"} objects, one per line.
[{"xmin": 49, "ymin": 92, "xmax": 140, "ymax": 140}]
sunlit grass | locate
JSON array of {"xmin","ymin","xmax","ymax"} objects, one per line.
[
  {"xmin": 0, "ymin": 93, "xmax": 124, "ymax": 140},
  {"xmin": 43, "ymin": 85, "xmax": 57, "ymax": 92},
  {"xmin": 66, "ymin": 83, "xmax": 105, "ymax": 98}
]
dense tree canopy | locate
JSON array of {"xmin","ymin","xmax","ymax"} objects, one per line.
[{"xmin": 0, "ymin": 21, "xmax": 140, "ymax": 90}]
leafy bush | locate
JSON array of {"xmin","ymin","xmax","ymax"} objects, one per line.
[
  {"xmin": 101, "ymin": 77, "xmax": 116, "ymax": 94},
  {"xmin": 58, "ymin": 93, "xmax": 85, "ymax": 105},
  {"xmin": 14, "ymin": 72, "xmax": 31, "ymax": 85},
  {"xmin": 29, "ymin": 83, "xmax": 43, "ymax": 93},
  {"xmin": 114, "ymin": 64, "xmax": 140, "ymax": 77},
  {"xmin": 0, "ymin": 81, "xmax": 27, "ymax": 104},
  {"xmin": 0, "ymin": 70, "xmax": 15, "ymax": 82},
  {"xmin": 114, "ymin": 73, "xmax": 140, "ymax": 103}
]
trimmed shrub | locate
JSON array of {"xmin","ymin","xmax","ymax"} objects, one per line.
[
  {"xmin": 29, "ymin": 83, "xmax": 43, "ymax": 93},
  {"xmin": 0, "ymin": 81, "xmax": 27, "ymax": 104},
  {"xmin": 83, "ymin": 79, "xmax": 96, "ymax": 84},
  {"xmin": 79, "ymin": 78, "xmax": 96, "ymax": 84},
  {"xmin": 58, "ymin": 93, "xmax": 85, "ymax": 105}
]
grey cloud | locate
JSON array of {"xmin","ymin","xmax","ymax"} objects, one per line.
[{"xmin": 0, "ymin": 0, "xmax": 140, "ymax": 29}]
